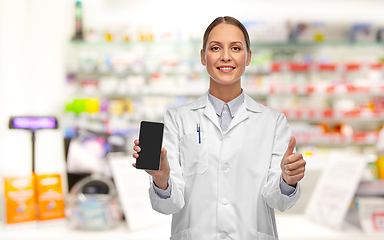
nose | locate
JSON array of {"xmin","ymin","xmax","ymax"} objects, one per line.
[{"xmin": 221, "ymin": 49, "xmax": 231, "ymax": 62}]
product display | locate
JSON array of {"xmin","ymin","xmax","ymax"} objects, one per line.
[
  {"xmin": 4, "ymin": 117, "xmax": 65, "ymax": 225},
  {"xmin": 4, "ymin": 176, "xmax": 37, "ymax": 224},
  {"xmin": 64, "ymin": 39, "xmax": 384, "ymax": 149},
  {"xmin": 66, "ymin": 128, "xmax": 127, "ymax": 188},
  {"xmin": 36, "ymin": 174, "xmax": 65, "ymax": 221},
  {"xmin": 3, "ymin": 173, "xmax": 66, "ymax": 224},
  {"xmin": 68, "ymin": 174, "xmax": 122, "ymax": 230},
  {"xmin": 354, "ymin": 197, "xmax": 384, "ymax": 232}
]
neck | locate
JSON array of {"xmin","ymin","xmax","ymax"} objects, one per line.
[{"xmin": 209, "ymin": 79, "xmax": 242, "ymax": 103}]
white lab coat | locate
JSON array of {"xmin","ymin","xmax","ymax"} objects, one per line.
[{"xmin": 149, "ymin": 91, "xmax": 301, "ymax": 240}]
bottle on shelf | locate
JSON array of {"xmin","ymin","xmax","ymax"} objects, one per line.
[{"xmin": 72, "ymin": 1, "xmax": 83, "ymax": 40}]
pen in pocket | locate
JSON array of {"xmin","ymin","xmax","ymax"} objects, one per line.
[{"xmin": 197, "ymin": 124, "xmax": 201, "ymax": 144}]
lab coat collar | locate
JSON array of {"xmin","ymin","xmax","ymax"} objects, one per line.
[
  {"xmin": 190, "ymin": 90, "xmax": 263, "ymax": 113},
  {"xmin": 191, "ymin": 90, "xmax": 263, "ymax": 134}
]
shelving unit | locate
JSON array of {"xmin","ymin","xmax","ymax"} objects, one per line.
[{"xmin": 64, "ymin": 40, "xmax": 384, "ymax": 152}]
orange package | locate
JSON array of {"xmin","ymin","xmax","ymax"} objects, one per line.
[
  {"xmin": 4, "ymin": 175, "xmax": 37, "ymax": 224},
  {"xmin": 36, "ymin": 174, "xmax": 66, "ymax": 221}
]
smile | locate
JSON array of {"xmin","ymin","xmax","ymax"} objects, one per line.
[{"xmin": 217, "ymin": 66, "xmax": 235, "ymax": 72}]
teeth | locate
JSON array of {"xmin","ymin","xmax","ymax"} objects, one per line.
[{"xmin": 219, "ymin": 67, "xmax": 234, "ymax": 70}]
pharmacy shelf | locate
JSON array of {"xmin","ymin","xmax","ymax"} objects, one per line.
[
  {"xmin": 67, "ymin": 83, "xmax": 384, "ymax": 98},
  {"xmin": 66, "ymin": 88, "xmax": 207, "ymax": 98},
  {"xmin": 356, "ymin": 180, "xmax": 384, "ymax": 197},
  {"xmin": 268, "ymin": 62, "xmax": 383, "ymax": 72},
  {"xmin": 65, "ymin": 38, "xmax": 384, "ymax": 152},
  {"xmin": 247, "ymin": 84, "xmax": 384, "ymax": 96},
  {"xmin": 281, "ymin": 109, "xmax": 384, "ymax": 121},
  {"xmin": 69, "ymin": 39, "xmax": 384, "ymax": 48},
  {"xmin": 1, "ymin": 215, "xmax": 383, "ymax": 240},
  {"xmin": 69, "ymin": 62, "xmax": 384, "ymax": 77},
  {"xmin": 295, "ymin": 131, "xmax": 379, "ymax": 146}
]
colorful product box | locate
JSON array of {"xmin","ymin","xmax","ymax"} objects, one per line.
[
  {"xmin": 4, "ymin": 175, "xmax": 37, "ymax": 224},
  {"xmin": 36, "ymin": 174, "xmax": 66, "ymax": 221},
  {"xmin": 4, "ymin": 174, "xmax": 66, "ymax": 224}
]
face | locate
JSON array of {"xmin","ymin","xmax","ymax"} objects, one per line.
[{"xmin": 201, "ymin": 23, "xmax": 251, "ymax": 85}]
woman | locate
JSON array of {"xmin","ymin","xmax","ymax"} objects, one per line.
[{"xmin": 133, "ymin": 16, "xmax": 306, "ymax": 240}]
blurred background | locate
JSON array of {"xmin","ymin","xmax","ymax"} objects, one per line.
[{"xmin": 1, "ymin": 0, "xmax": 384, "ymax": 239}]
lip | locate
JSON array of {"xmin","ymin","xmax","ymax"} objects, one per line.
[{"xmin": 217, "ymin": 65, "xmax": 236, "ymax": 73}]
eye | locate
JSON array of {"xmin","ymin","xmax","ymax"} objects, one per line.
[
  {"xmin": 232, "ymin": 46, "xmax": 241, "ymax": 51},
  {"xmin": 211, "ymin": 46, "xmax": 220, "ymax": 51}
]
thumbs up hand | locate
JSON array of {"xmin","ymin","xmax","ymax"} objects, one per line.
[{"xmin": 281, "ymin": 137, "xmax": 306, "ymax": 187}]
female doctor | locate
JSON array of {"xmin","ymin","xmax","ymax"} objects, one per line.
[{"xmin": 133, "ymin": 16, "xmax": 306, "ymax": 240}]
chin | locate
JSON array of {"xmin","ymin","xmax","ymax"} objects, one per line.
[{"xmin": 210, "ymin": 76, "xmax": 241, "ymax": 85}]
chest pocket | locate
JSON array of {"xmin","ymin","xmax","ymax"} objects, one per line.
[{"xmin": 180, "ymin": 131, "xmax": 208, "ymax": 176}]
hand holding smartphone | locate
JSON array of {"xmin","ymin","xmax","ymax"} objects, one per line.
[{"xmin": 135, "ymin": 121, "xmax": 164, "ymax": 171}]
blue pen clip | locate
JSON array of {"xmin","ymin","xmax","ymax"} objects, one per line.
[{"xmin": 197, "ymin": 124, "xmax": 201, "ymax": 144}]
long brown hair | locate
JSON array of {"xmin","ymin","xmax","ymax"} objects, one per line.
[{"xmin": 202, "ymin": 16, "xmax": 251, "ymax": 53}]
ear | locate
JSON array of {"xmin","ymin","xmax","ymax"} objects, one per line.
[
  {"xmin": 246, "ymin": 50, "xmax": 252, "ymax": 66},
  {"xmin": 200, "ymin": 49, "xmax": 206, "ymax": 66}
]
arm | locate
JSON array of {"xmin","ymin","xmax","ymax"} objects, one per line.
[
  {"xmin": 149, "ymin": 109, "xmax": 185, "ymax": 214},
  {"xmin": 133, "ymin": 109, "xmax": 185, "ymax": 215},
  {"xmin": 262, "ymin": 114, "xmax": 306, "ymax": 212}
]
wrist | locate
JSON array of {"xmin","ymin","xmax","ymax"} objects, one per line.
[
  {"xmin": 153, "ymin": 177, "xmax": 169, "ymax": 190},
  {"xmin": 283, "ymin": 176, "xmax": 297, "ymax": 188}
]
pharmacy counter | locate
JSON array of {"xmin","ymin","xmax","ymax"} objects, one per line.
[{"xmin": 1, "ymin": 215, "xmax": 383, "ymax": 240}]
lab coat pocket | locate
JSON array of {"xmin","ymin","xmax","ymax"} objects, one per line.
[
  {"xmin": 170, "ymin": 228, "xmax": 191, "ymax": 240},
  {"xmin": 180, "ymin": 131, "xmax": 208, "ymax": 176},
  {"xmin": 256, "ymin": 231, "xmax": 278, "ymax": 240}
]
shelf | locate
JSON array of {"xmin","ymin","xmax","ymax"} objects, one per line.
[
  {"xmin": 252, "ymin": 41, "xmax": 384, "ymax": 48},
  {"xmin": 68, "ymin": 68, "xmax": 207, "ymax": 77},
  {"xmin": 282, "ymin": 109, "xmax": 384, "ymax": 121},
  {"xmin": 66, "ymin": 39, "xmax": 384, "ymax": 149},
  {"xmin": 247, "ymin": 84, "xmax": 384, "ymax": 96},
  {"xmin": 356, "ymin": 180, "xmax": 384, "ymax": 197},
  {"xmin": 69, "ymin": 39, "xmax": 384, "ymax": 48},
  {"xmin": 295, "ymin": 131, "xmax": 379, "ymax": 146},
  {"xmin": 66, "ymin": 82, "xmax": 384, "ymax": 98},
  {"xmin": 68, "ymin": 61, "xmax": 384, "ymax": 80},
  {"xmin": 65, "ymin": 87, "xmax": 207, "ymax": 98}
]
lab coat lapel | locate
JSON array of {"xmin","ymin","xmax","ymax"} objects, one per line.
[
  {"xmin": 226, "ymin": 103, "xmax": 248, "ymax": 133},
  {"xmin": 190, "ymin": 91, "xmax": 221, "ymax": 132},
  {"xmin": 204, "ymin": 102, "xmax": 221, "ymax": 133},
  {"xmin": 226, "ymin": 93, "xmax": 262, "ymax": 133}
]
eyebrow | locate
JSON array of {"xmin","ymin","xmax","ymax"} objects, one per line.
[{"xmin": 209, "ymin": 41, "xmax": 243, "ymax": 45}]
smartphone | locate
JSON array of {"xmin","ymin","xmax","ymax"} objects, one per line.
[{"xmin": 136, "ymin": 121, "xmax": 164, "ymax": 171}]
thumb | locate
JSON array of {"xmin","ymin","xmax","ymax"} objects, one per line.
[
  {"xmin": 161, "ymin": 147, "xmax": 167, "ymax": 159},
  {"xmin": 283, "ymin": 136, "xmax": 296, "ymax": 160}
]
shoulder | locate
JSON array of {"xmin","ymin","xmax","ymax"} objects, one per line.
[
  {"xmin": 244, "ymin": 93, "xmax": 285, "ymax": 120},
  {"xmin": 166, "ymin": 93, "xmax": 207, "ymax": 115},
  {"xmin": 164, "ymin": 97, "xmax": 201, "ymax": 121},
  {"xmin": 261, "ymin": 104, "xmax": 285, "ymax": 119},
  {"xmin": 165, "ymin": 101, "xmax": 192, "ymax": 116}
]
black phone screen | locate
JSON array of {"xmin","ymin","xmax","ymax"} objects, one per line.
[{"xmin": 136, "ymin": 121, "xmax": 164, "ymax": 171}]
